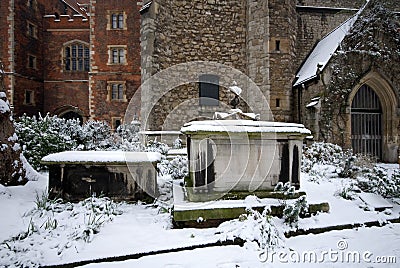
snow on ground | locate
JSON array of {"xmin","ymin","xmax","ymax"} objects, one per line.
[
  {"xmin": 0, "ymin": 173, "xmax": 47, "ymax": 243},
  {"xmin": 1, "ymin": 164, "xmax": 400, "ymax": 267},
  {"xmin": 82, "ymin": 224, "xmax": 400, "ymax": 268}
]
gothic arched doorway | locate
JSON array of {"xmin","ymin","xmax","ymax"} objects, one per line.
[
  {"xmin": 351, "ymin": 85, "xmax": 382, "ymax": 160},
  {"xmin": 55, "ymin": 106, "xmax": 84, "ymax": 125},
  {"xmin": 60, "ymin": 111, "xmax": 83, "ymax": 123}
]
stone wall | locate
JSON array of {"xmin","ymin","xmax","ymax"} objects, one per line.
[
  {"xmin": 141, "ymin": 0, "xmax": 248, "ymax": 130},
  {"xmin": 296, "ymin": 0, "xmax": 364, "ymax": 9},
  {"xmin": 246, "ymin": 0, "xmax": 271, "ymax": 121},
  {"xmin": 268, "ymin": 0, "xmax": 297, "ymax": 122},
  {"xmin": 295, "ymin": 8, "xmax": 358, "ymax": 72}
]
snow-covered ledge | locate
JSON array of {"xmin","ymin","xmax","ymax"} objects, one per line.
[
  {"xmin": 42, "ymin": 151, "xmax": 161, "ymax": 201},
  {"xmin": 181, "ymin": 120, "xmax": 311, "ymax": 201}
]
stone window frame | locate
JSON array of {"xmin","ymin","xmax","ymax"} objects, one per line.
[
  {"xmin": 111, "ymin": 117, "xmax": 122, "ymax": 130},
  {"xmin": 24, "ymin": 90, "xmax": 35, "ymax": 105},
  {"xmin": 107, "ymin": 10, "xmax": 127, "ymax": 30},
  {"xmin": 107, "ymin": 45, "xmax": 127, "ymax": 65},
  {"xmin": 275, "ymin": 40, "xmax": 281, "ymax": 52},
  {"xmin": 107, "ymin": 81, "xmax": 127, "ymax": 102},
  {"xmin": 27, "ymin": 21, "xmax": 38, "ymax": 39},
  {"xmin": 27, "ymin": 54, "xmax": 37, "ymax": 69},
  {"xmin": 199, "ymin": 74, "xmax": 220, "ymax": 106},
  {"xmin": 27, "ymin": 0, "xmax": 38, "ymax": 11},
  {"xmin": 275, "ymin": 98, "xmax": 281, "ymax": 108},
  {"xmin": 62, "ymin": 40, "xmax": 90, "ymax": 72},
  {"xmin": 270, "ymin": 37, "xmax": 285, "ymax": 53}
]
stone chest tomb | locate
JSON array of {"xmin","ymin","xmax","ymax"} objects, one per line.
[{"xmin": 181, "ymin": 120, "xmax": 311, "ymax": 201}]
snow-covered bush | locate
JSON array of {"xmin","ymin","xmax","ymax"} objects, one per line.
[
  {"xmin": 301, "ymin": 142, "xmax": 348, "ymax": 173},
  {"xmin": 217, "ymin": 207, "xmax": 283, "ymax": 252},
  {"xmin": 15, "ymin": 114, "xmax": 142, "ymax": 170},
  {"xmin": 302, "ymin": 142, "xmax": 370, "ymax": 180},
  {"xmin": 77, "ymin": 120, "xmax": 112, "ymax": 150},
  {"xmin": 163, "ymin": 155, "xmax": 188, "ymax": 180},
  {"xmin": 282, "ymin": 195, "xmax": 308, "ymax": 227},
  {"xmin": 274, "ymin": 181, "xmax": 295, "ymax": 196},
  {"xmin": 357, "ymin": 167, "xmax": 400, "ymax": 198},
  {"xmin": 15, "ymin": 114, "xmax": 80, "ymax": 170},
  {"xmin": 1, "ymin": 194, "xmax": 124, "ymax": 267},
  {"xmin": 335, "ymin": 184, "xmax": 357, "ymax": 200},
  {"xmin": 172, "ymin": 138, "xmax": 182, "ymax": 149},
  {"xmin": 145, "ymin": 139, "xmax": 169, "ymax": 155},
  {"xmin": 111, "ymin": 120, "xmax": 143, "ymax": 151}
]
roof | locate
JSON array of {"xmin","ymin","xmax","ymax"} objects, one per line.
[
  {"xmin": 62, "ymin": 0, "xmax": 89, "ymax": 17},
  {"xmin": 293, "ymin": 16, "xmax": 358, "ymax": 87},
  {"xmin": 41, "ymin": 151, "xmax": 162, "ymax": 164},
  {"xmin": 293, "ymin": 1, "xmax": 370, "ymax": 87}
]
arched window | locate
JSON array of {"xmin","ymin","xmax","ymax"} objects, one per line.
[{"xmin": 64, "ymin": 42, "xmax": 89, "ymax": 71}]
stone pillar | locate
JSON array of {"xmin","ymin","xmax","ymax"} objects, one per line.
[
  {"xmin": 246, "ymin": 0, "xmax": 271, "ymax": 120},
  {"xmin": 140, "ymin": 0, "xmax": 157, "ymax": 131}
]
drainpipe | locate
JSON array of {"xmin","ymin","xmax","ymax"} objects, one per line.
[
  {"xmin": 8, "ymin": 0, "xmax": 15, "ymax": 107},
  {"xmin": 297, "ymin": 84, "xmax": 304, "ymax": 124}
]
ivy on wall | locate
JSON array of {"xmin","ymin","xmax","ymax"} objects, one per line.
[{"xmin": 319, "ymin": 0, "xmax": 400, "ymax": 145}]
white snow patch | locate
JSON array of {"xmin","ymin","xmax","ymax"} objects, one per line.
[
  {"xmin": 7, "ymin": 133, "xmax": 18, "ymax": 142},
  {"xmin": 229, "ymin": 85, "xmax": 242, "ymax": 96},
  {"xmin": 21, "ymin": 154, "xmax": 44, "ymax": 182},
  {"xmin": 0, "ymin": 99, "xmax": 10, "ymax": 113},
  {"xmin": 306, "ymin": 100, "xmax": 319, "ymax": 108},
  {"xmin": 12, "ymin": 143, "xmax": 21, "ymax": 151},
  {"xmin": 359, "ymin": 192, "xmax": 393, "ymax": 211},
  {"xmin": 41, "ymin": 151, "xmax": 162, "ymax": 164},
  {"xmin": 181, "ymin": 120, "xmax": 311, "ymax": 135}
]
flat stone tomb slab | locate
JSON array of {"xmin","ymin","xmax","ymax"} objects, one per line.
[{"xmin": 41, "ymin": 151, "xmax": 161, "ymax": 201}]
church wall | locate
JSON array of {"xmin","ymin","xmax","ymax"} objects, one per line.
[
  {"xmin": 141, "ymin": 0, "xmax": 247, "ymax": 130},
  {"xmin": 268, "ymin": 0, "xmax": 297, "ymax": 122}
]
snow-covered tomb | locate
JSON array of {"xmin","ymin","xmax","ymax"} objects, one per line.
[
  {"xmin": 181, "ymin": 120, "xmax": 311, "ymax": 201},
  {"xmin": 42, "ymin": 151, "xmax": 161, "ymax": 201}
]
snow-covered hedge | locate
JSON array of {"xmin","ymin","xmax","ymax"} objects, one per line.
[
  {"xmin": 162, "ymin": 155, "xmax": 188, "ymax": 180},
  {"xmin": 303, "ymin": 142, "xmax": 400, "ymax": 199},
  {"xmin": 15, "ymin": 114, "xmax": 142, "ymax": 170},
  {"xmin": 301, "ymin": 142, "xmax": 351, "ymax": 173},
  {"xmin": 357, "ymin": 167, "xmax": 400, "ymax": 198}
]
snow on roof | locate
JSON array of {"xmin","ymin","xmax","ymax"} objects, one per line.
[
  {"xmin": 62, "ymin": 0, "xmax": 89, "ymax": 17},
  {"xmin": 41, "ymin": 151, "xmax": 162, "ymax": 164},
  {"xmin": 181, "ymin": 120, "xmax": 311, "ymax": 135},
  {"xmin": 306, "ymin": 100, "xmax": 319, "ymax": 108},
  {"xmin": 293, "ymin": 9, "xmax": 363, "ymax": 87}
]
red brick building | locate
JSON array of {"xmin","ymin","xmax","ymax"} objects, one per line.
[{"xmin": 0, "ymin": 0, "xmax": 142, "ymax": 128}]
